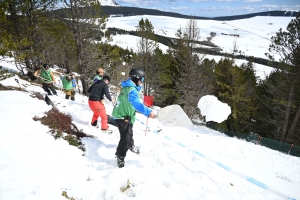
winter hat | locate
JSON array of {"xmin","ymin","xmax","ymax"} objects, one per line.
[
  {"xmin": 129, "ymin": 68, "xmax": 145, "ymax": 85},
  {"xmin": 103, "ymin": 75, "xmax": 110, "ymax": 82}
]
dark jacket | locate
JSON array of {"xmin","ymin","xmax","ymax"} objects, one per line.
[{"xmin": 88, "ymin": 80, "xmax": 112, "ymax": 101}]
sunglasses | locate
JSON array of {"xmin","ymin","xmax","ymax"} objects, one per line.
[{"xmin": 140, "ymin": 77, "xmax": 144, "ymax": 82}]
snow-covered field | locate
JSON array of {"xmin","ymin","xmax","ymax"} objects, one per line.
[{"xmin": 106, "ymin": 15, "xmax": 292, "ymax": 80}]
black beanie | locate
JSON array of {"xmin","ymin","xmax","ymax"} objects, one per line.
[{"xmin": 103, "ymin": 75, "xmax": 110, "ymax": 82}]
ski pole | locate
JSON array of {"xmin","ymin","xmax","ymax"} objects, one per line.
[{"xmin": 145, "ymin": 117, "xmax": 149, "ymax": 136}]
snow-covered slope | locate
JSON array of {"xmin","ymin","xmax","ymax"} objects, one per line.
[
  {"xmin": 106, "ymin": 15, "xmax": 292, "ymax": 61},
  {"xmin": 0, "ymin": 74, "xmax": 299, "ymax": 200},
  {"xmin": 105, "ymin": 15, "xmax": 293, "ymax": 80}
]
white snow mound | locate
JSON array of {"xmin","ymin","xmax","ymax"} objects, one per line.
[
  {"xmin": 157, "ymin": 104, "xmax": 193, "ymax": 127},
  {"xmin": 198, "ymin": 95, "xmax": 231, "ymax": 123}
]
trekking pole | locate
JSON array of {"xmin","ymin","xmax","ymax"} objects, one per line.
[
  {"xmin": 15, "ymin": 78, "xmax": 22, "ymax": 89},
  {"xmin": 145, "ymin": 118, "xmax": 149, "ymax": 136}
]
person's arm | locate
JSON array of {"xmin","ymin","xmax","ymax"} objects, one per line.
[
  {"xmin": 87, "ymin": 84, "xmax": 93, "ymax": 93},
  {"xmin": 34, "ymin": 70, "xmax": 41, "ymax": 77},
  {"xmin": 128, "ymin": 89, "xmax": 152, "ymax": 117},
  {"xmin": 50, "ymin": 71, "xmax": 56, "ymax": 83},
  {"xmin": 103, "ymin": 84, "xmax": 112, "ymax": 101}
]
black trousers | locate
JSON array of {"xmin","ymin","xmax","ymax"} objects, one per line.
[
  {"xmin": 42, "ymin": 83, "xmax": 57, "ymax": 95},
  {"xmin": 115, "ymin": 119, "xmax": 134, "ymax": 157}
]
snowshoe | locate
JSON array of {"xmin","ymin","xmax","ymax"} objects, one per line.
[
  {"xmin": 101, "ymin": 129, "xmax": 113, "ymax": 134},
  {"xmin": 129, "ymin": 145, "xmax": 140, "ymax": 155},
  {"xmin": 116, "ymin": 154, "xmax": 125, "ymax": 168}
]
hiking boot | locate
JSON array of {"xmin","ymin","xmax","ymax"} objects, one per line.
[
  {"xmin": 91, "ymin": 121, "xmax": 98, "ymax": 126},
  {"xmin": 129, "ymin": 145, "xmax": 140, "ymax": 155},
  {"xmin": 116, "ymin": 154, "xmax": 125, "ymax": 168},
  {"xmin": 101, "ymin": 129, "xmax": 113, "ymax": 134}
]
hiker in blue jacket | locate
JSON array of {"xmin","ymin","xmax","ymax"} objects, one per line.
[{"xmin": 112, "ymin": 68, "xmax": 155, "ymax": 168}]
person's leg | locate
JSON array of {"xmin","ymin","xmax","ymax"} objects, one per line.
[
  {"xmin": 88, "ymin": 100, "xmax": 100, "ymax": 126},
  {"xmin": 128, "ymin": 124, "xmax": 134, "ymax": 148},
  {"xmin": 116, "ymin": 119, "xmax": 132, "ymax": 157},
  {"xmin": 65, "ymin": 90, "xmax": 71, "ymax": 99},
  {"xmin": 99, "ymin": 102, "xmax": 109, "ymax": 130},
  {"xmin": 48, "ymin": 83, "xmax": 57, "ymax": 95},
  {"xmin": 42, "ymin": 83, "xmax": 51, "ymax": 95},
  {"xmin": 71, "ymin": 89, "xmax": 75, "ymax": 101}
]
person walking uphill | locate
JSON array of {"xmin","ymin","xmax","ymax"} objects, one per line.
[
  {"xmin": 112, "ymin": 68, "xmax": 155, "ymax": 168},
  {"xmin": 88, "ymin": 75, "xmax": 114, "ymax": 134},
  {"xmin": 61, "ymin": 73, "xmax": 75, "ymax": 100},
  {"xmin": 34, "ymin": 64, "xmax": 57, "ymax": 96},
  {"xmin": 93, "ymin": 68, "xmax": 105, "ymax": 83}
]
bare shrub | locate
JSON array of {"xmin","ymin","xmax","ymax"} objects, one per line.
[{"xmin": 33, "ymin": 108, "xmax": 91, "ymax": 151}]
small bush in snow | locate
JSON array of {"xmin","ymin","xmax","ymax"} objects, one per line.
[{"xmin": 33, "ymin": 108, "xmax": 89, "ymax": 151}]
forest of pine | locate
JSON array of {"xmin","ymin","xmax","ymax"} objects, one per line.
[{"xmin": 0, "ymin": 1, "xmax": 299, "ymax": 146}]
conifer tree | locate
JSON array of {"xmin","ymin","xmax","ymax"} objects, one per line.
[
  {"xmin": 59, "ymin": 0, "xmax": 108, "ymax": 94},
  {"xmin": 213, "ymin": 58, "xmax": 257, "ymax": 133},
  {"xmin": 135, "ymin": 18, "xmax": 158, "ymax": 96},
  {"xmin": 0, "ymin": 0, "xmax": 58, "ymax": 72},
  {"xmin": 264, "ymin": 15, "xmax": 300, "ymax": 143},
  {"xmin": 171, "ymin": 18, "xmax": 210, "ymax": 118}
]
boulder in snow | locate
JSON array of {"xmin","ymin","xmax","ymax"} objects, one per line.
[{"xmin": 157, "ymin": 104, "xmax": 193, "ymax": 127}]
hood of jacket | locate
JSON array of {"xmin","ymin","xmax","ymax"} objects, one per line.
[
  {"xmin": 95, "ymin": 79, "xmax": 104, "ymax": 84},
  {"xmin": 121, "ymin": 78, "xmax": 142, "ymax": 91}
]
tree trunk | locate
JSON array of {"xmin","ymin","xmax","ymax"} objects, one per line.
[
  {"xmin": 281, "ymin": 80, "xmax": 295, "ymax": 142},
  {"xmin": 287, "ymin": 104, "xmax": 300, "ymax": 141}
]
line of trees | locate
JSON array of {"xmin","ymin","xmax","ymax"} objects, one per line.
[{"xmin": 1, "ymin": 2, "xmax": 299, "ymax": 145}]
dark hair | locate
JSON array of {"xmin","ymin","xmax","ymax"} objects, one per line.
[
  {"xmin": 43, "ymin": 64, "xmax": 49, "ymax": 69},
  {"xmin": 103, "ymin": 75, "xmax": 110, "ymax": 82},
  {"xmin": 66, "ymin": 75, "xmax": 72, "ymax": 82}
]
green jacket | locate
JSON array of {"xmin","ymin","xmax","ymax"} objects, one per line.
[
  {"xmin": 62, "ymin": 76, "xmax": 73, "ymax": 90},
  {"xmin": 41, "ymin": 68, "xmax": 53, "ymax": 83},
  {"xmin": 112, "ymin": 86, "xmax": 137, "ymax": 124},
  {"xmin": 93, "ymin": 75, "xmax": 102, "ymax": 83},
  {"xmin": 112, "ymin": 79, "xmax": 152, "ymax": 124}
]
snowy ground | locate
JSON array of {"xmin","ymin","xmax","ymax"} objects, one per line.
[{"xmin": 0, "ymin": 73, "xmax": 299, "ymax": 200}]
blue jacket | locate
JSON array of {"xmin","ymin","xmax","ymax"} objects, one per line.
[{"xmin": 112, "ymin": 78, "xmax": 152, "ymax": 124}]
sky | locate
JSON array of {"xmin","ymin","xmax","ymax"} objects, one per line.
[
  {"xmin": 111, "ymin": 0, "xmax": 300, "ymax": 18},
  {"xmin": 0, "ymin": 60, "xmax": 300, "ymax": 200}
]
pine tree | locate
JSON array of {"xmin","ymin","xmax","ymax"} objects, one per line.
[
  {"xmin": 213, "ymin": 58, "xmax": 257, "ymax": 133},
  {"xmin": 264, "ymin": 15, "xmax": 300, "ymax": 143},
  {"xmin": 171, "ymin": 18, "xmax": 210, "ymax": 118},
  {"xmin": 135, "ymin": 18, "xmax": 158, "ymax": 96}
]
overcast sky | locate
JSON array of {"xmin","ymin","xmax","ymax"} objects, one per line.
[{"xmin": 115, "ymin": 0, "xmax": 299, "ymax": 17}]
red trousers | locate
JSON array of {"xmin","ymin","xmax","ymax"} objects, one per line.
[{"xmin": 88, "ymin": 100, "xmax": 108, "ymax": 130}]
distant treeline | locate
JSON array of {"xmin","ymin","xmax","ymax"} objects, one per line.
[
  {"xmin": 52, "ymin": 7, "xmax": 300, "ymax": 21},
  {"xmin": 107, "ymin": 27, "xmax": 280, "ymax": 69},
  {"xmin": 101, "ymin": 7, "xmax": 299, "ymax": 21}
]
